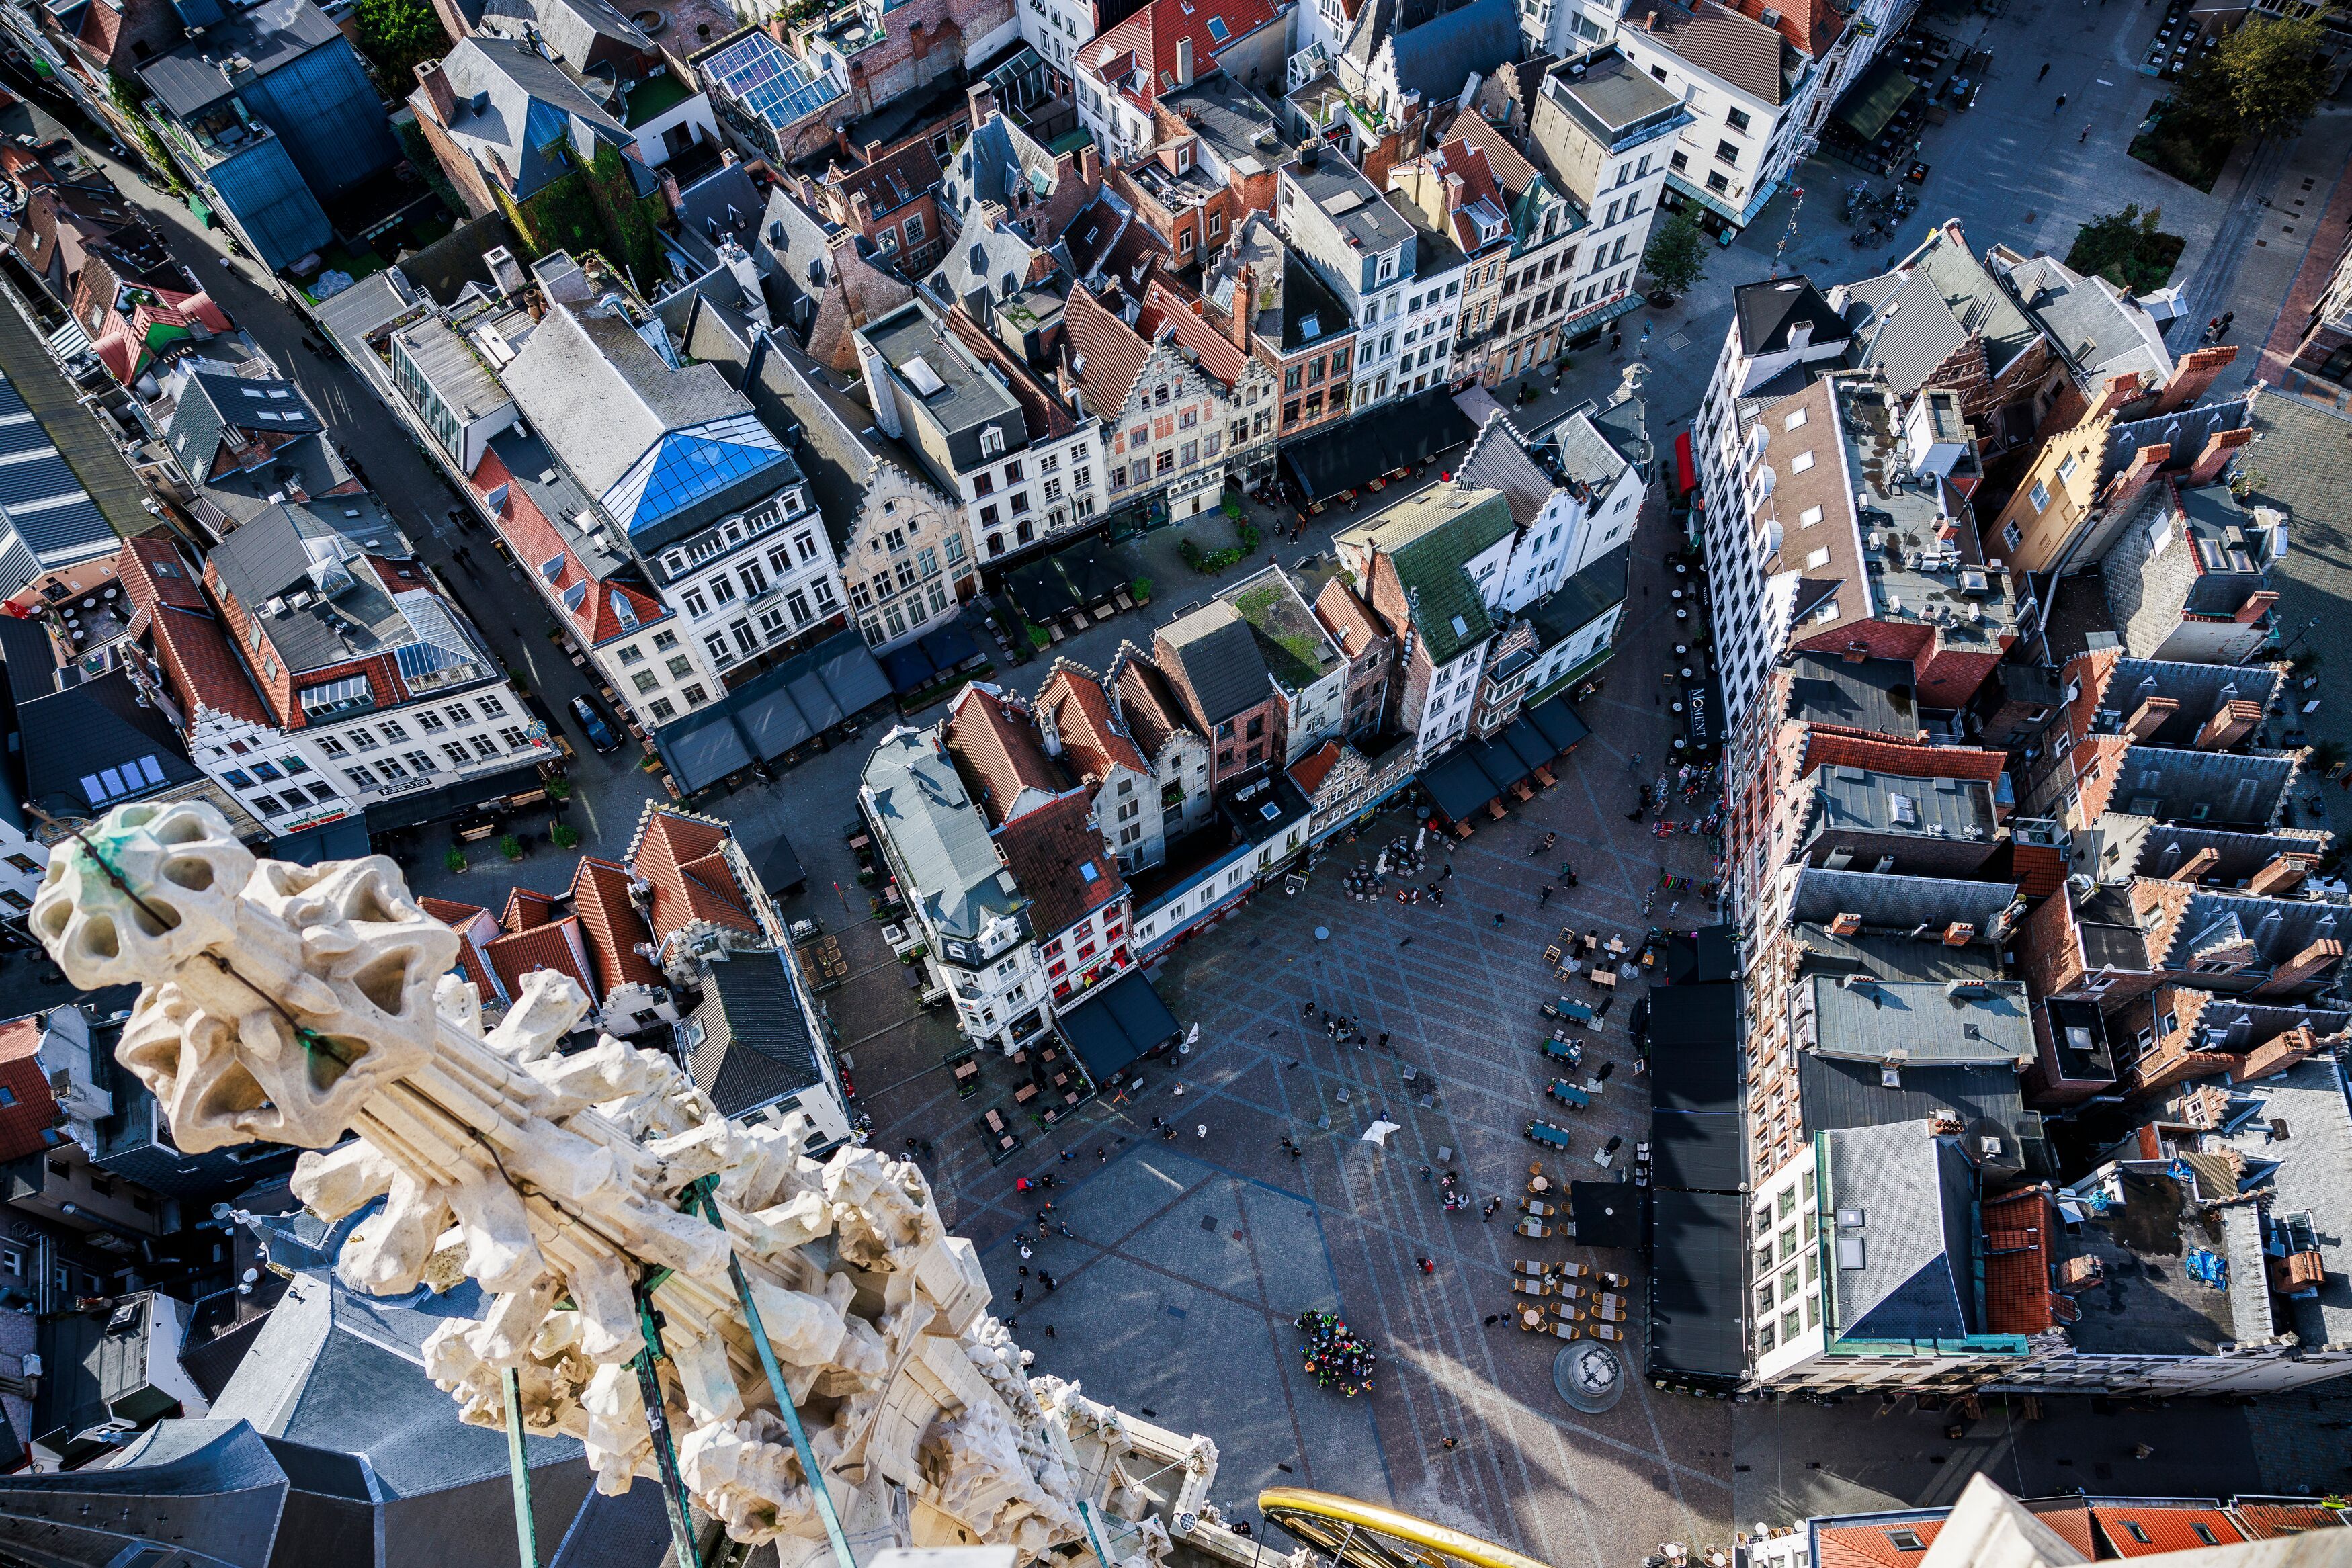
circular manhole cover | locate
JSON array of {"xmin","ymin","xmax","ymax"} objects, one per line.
[{"xmin": 1554, "ymin": 1341, "xmax": 1624, "ymax": 1413}]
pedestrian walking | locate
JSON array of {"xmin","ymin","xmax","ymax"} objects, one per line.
[
  {"xmin": 1483, "ymin": 1313, "xmax": 1501, "ymax": 1326},
  {"xmin": 1492, "ymin": 912, "xmax": 1506, "ymax": 928},
  {"xmin": 1095, "ymin": 1145, "xmax": 1107, "ymax": 1162},
  {"xmin": 1015, "ymin": 1285, "xmax": 1025, "ymax": 1303},
  {"xmin": 1420, "ymin": 1164, "xmax": 1433, "ymax": 1182},
  {"xmin": 1377, "ymin": 1032, "xmax": 1390, "ymax": 1049},
  {"xmin": 2054, "ymin": 93, "xmax": 2067, "ymax": 112},
  {"xmin": 2080, "ymin": 122, "xmax": 2091, "ymax": 142},
  {"xmin": 1442, "ymin": 863, "xmax": 1454, "ymax": 881},
  {"xmin": 1417, "ymin": 1257, "xmax": 1436, "ymax": 1275},
  {"xmin": 1044, "ymin": 1325, "xmax": 1057, "ymax": 1337},
  {"xmin": 1626, "ymin": 751, "xmax": 1642, "ymax": 771},
  {"xmin": 1441, "ymin": 1438, "xmax": 1460, "ymax": 1452},
  {"xmin": 1196, "ymin": 1123, "xmax": 1208, "ymax": 1139},
  {"xmin": 1540, "ymin": 886, "xmax": 1554, "ymax": 904}
]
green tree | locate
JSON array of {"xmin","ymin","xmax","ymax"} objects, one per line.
[
  {"xmin": 2183, "ymin": 16, "xmax": 2328, "ymax": 138},
  {"xmin": 1641, "ymin": 210, "xmax": 1708, "ymax": 301},
  {"xmin": 2064, "ymin": 204, "xmax": 2186, "ymax": 294},
  {"xmin": 354, "ymin": 0, "xmax": 452, "ymax": 88}
]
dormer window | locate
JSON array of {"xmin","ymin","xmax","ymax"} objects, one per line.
[{"xmin": 980, "ymin": 424, "xmax": 1006, "ymax": 457}]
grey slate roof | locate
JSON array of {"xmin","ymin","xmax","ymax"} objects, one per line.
[
  {"xmin": 206, "ymin": 507, "xmax": 418, "ymax": 675},
  {"xmin": 17, "ymin": 666, "xmax": 202, "ymax": 819},
  {"xmin": 1733, "ymin": 276, "xmax": 1849, "ymax": 356},
  {"xmin": 139, "ymin": 0, "xmax": 345, "ymax": 118},
  {"xmin": 753, "ymin": 186, "xmax": 843, "ymax": 327},
  {"xmin": 862, "ymin": 724, "xmax": 1023, "ymax": 942},
  {"xmin": 859, "ymin": 301, "xmax": 1030, "ymax": 478},
  {"xmin": 1802, "ymin": 971, "xmax": 2033, "ymax": 1065},
  {"xmin": 1813, "ymin": 767, "xmax": 1997, "ymax": 840},
  {"xmin": 503, "ymin": 301, "xmax": 759, "ymax": 506},
  {"xmin": 683, "ymin": 951, "xmax": 823, "ymax": 1116},
  {"xmin": 2000, "ymin": 252, "xmax": 2171, "ymax": 389},
  {"xmin": 1524, "ymin": 541, "xmax": 1628, "ymax": 648},
  {"xmin": 211, "ymin": 1268, "xmax": 583, "ymax": 1499},
  {"xmin": 478, "ymin": 0, "xmax": 653, "ymax": 67},
  {"xmin": 1456, "ymin": 414, "xmax": 1553, "ymax": 526},
  {"xmin": 1822, "ymin": 1121, "xmax": 1976, "ymax": 1342},
  {"xmin": 2093, "ymin": 658, "xmax": 2283, "ymax": 748},
  {"xmin": 745, "ymin": 335, "xmax": 933, "ymax": 558},
  {"xmin": 433, "ymin": 38, "xmax": 639, "ymax": 204},
  {"xmin": 1784, "ymin": 650, "xmax": 1931, "ymax": 734},
  {"xmin": 1390, "ymin": 0, "xmax": 1522, "ymax": 107},
  {"xmin": 1797, "ymin": 1052, "xmax": 2026, "ymax": 1150},
  {"xmin": 1788, "ymin": 867, "xmax": 2020, "ymax": 935},
  {"xmin": 2109, "ymin": 745, "xmax": 2294, "ymax": 830},
  {"xmin": 2218, "ymin": 1056, "xmax": 2352, "ymax": 1351},
  {"xmin": 0, "ymin": 369, "xmax": 115, "ymax": 589},
  {"xmin": 1158, "ymin": 600, "xmax": 1274, "ymax": 725}
]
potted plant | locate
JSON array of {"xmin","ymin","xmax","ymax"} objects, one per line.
[
  {"xmin": 1132, "ymin": 576, "xmax": 1153, "ymax": 605},
  {"xmin": 500, "ymin": 834, "xmax": 525, "ymax": 862},
  {"xmin": 445, "ymin": 848, "xmax": 468, "ymax": 875},
  {"xmin": 547, "ymin": 777, "xmax": 573, "ymax": 803},
  {"xmin": 551, "ymin": 822, "xmax": 581, "ymax": 850}
]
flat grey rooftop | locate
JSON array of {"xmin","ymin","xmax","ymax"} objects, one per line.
[{"xmin": 2058, "ymin": 1164, "xmax": 2249, "ymax": 1356}]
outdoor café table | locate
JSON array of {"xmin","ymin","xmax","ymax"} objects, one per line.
[
  {"xmin": 1518, "ymin": 1307, "xmax": 1546, "ymax": 1332},
  {"xmin": 1528, "ymin": 1175, "xmax": 1550, "ymax": 1193},
  {"xmin": 1516, "ymin": 1218, "xmax": 1551, "ymax": 1239},
  {"xmin": 1556, "ymin": 1262, "xmax": 1590, "ymax": 1280},
  {"xmin": 1591, "ymin": 968, "xmax": 1618, "ymax": 990}
]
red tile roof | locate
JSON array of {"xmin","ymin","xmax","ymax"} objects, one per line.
[
  {"xmin": 2025, "ymin": 1500, "xmax": 2097, "ymax": 1559},
  {"xmin": 0, "ymin": 1018, "xmax": 59, "ymax": 1164},
  {"xmin": 570, "ymin": 857, "xmax": 661, "ymax": 998},
  {"xmin": 1814, "ymin": 1518, "xmax": 1944, "ymax": 1568},
  {"xmin": 483, "ymin": 918, "xmax": 595, "ymax": 1004},
  {"xmin": 117, "ymin": 536, "xmax": 207, "ymax": 613},
  {"xmin": 1290, "ymin": 738, "xmax": 1343, "ymax": 796},
  {"xmin": 472, "ymin": 444, "xmax": 669, "ymax": 646},
  {"xmin": 1981, "ymin": 1187, "xmax": 2056, "ymax": 1335},
  {"xmin": 1061, "ymin": 283, "xmax": 1155, "ymax": 419},
  {"xmin": 1801, "ymin": 731, "xmax": 2009, "ymax": 784},
  {"xmin": 1109, "ymin": 643, "xmax": 1191, "ymax": 758},
  {"xmin": 2093, "ymin": 1507, "xmax": 2246, "ymax": 1557},
  {"xmin": 995, "ymin": 791, "xmax": 1124, "ymax": 938},
  {"xmin": 424, "ymin": 896, "xmax": 503, "ymax": 1000},
  {"xmin": 144, "ymin": 602, "xmax": 271, "ymax": 727},
  {"xmin": 632, "ymin": 808, "xmax": 760, "ymax": 939},
  {"xmin": 2230, "ymin": 1506, "xmax": 2349, "ymax": 1540},
  {"xmin": 1720, "ymin": 0, "xmax": 1845, "ymax": 58},
  {"xmin": 2011, "ymin": 839, "xmax": 2068, "ymax": 900},
  {"xmin": 1038, "ymin": 660, "xmax": 1148, "ymax": 783},
  {"xmin": 1448, "ymin": 112, "xmax": 1540, "ymax": 197},
  {"xmin": 420, "ymin": 896, "xmax": 490, "ymax": 925},
  {"xmin": 1081, "ymin": 0, "xmax": 1284, "ymax": 117},
  {"xmin": 503, "ymin": 889, "xmax": 558, "ymax": 932},
  {"xmin": 1423, "ymin": 138, "xmax": 1510, "ymax": 255},
  {"xmin": 1314, "ymin": 576, "xmax": 1390, "ymax": 660},
  {"xmin": 946, "ymin": 685, "xmax": 1068, "ymax": 824},
  {"xmin": 1134, "ymin": 278, "xmax": 1251, "ymax": 392},
  {"xmin": 833, "ymin": 139, "xmax": 942, "ymax": 219},
  {"xmin": 942, "ymin": 306, "xmax": 1082, "ymax": 443}
]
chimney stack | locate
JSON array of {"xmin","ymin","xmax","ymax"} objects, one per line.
[
  {"xmin": 1230, "ymin": 263, "xmax": 1252, "ymax": 355},
  {"xmin": 1176, "ymin": 36, "xmax": 1195, "ymax": 86},
  {"xmin": 1942, "ymin": 922, "xmax": 1976, "ymax": 946},
  {"xmin": 2102, "ymin": 441, "xmax": 2171, "ymax": 515},
  {"xmin": 968, "ymin": 81, "xmax": 999, "ymax": 126},
  {"xmin": 2152, "ymin": 345, "xmax": 2238, "ymax": 415},
  {"xmin": 2188, "ymin": 425, "xmax": 2255, "ymax": 487},
  {"xmin": 2193, "ymin": 698, "xmax": 2263, "ymax": 750},
  {"xmin": 416, "ymin": 60, "xmax": 456, "ymax": 127},
  {"xmin": 1828, "ymin": 912, "xmax": 1862, "ymax": 937}
]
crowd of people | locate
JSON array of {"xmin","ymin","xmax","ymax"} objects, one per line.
[{"xmin": 1296, "ymin": 1309, "xmax": 1378, "ymax": 1396}]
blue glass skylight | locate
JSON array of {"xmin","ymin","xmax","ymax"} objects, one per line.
[
  {"xmin": 704, "ymin": 32, "xmax": 845, "ymax": 130},
  {"xmin": 602, "ymin": 414, "xmax": 790, "ymax": 535}
]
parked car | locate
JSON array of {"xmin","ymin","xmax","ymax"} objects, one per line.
[{"xmin": 569, "ymin": 695, "xmax": 622, "ymax": 753}]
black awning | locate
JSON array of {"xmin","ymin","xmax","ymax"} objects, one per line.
[
  {"xmin": 1836, "ymin": 60, "xmax": 1917, "ymax": 142},
  {"xmin": 1648, "ymin": 1189, "xmax": 1748, "ymax": 1380},
  {"xmin": 1422, "ymin": 750, "xmax": 1497, "ymax": 822},
  {"xmin": 1665, "ymin": 925, "xmax": 1738, "ymax": 985},
  {"xmin": 1007, "ymin": 560, "xmax": 1077, "ymax": 622},
  {"xmin": 738, "ymin": 683, "xmax": 814, "ymax": 756},
  {"xmin": 918, "ymin": 621, "xmax": 981, "ymax": 671},
  {"xmin": 1280, "ymin": 388, "xmax": 1474, "ymax": 503},
  {"xmin": 1501, "ymin": 719, "xmax": 1552, "ymax": 774},
  {"xmin": 1569, "ymin": 1180, "xmax": 1644, "ymax": 1249},
  {"xmin": 1650, "ymin": 1109, "xmax": 1742, "ymax": 1194},
  {"xmin": 881, "ymin": 644, "xmax": 935, "ymax": 694},
  {"xmin": 1472, "ymin": 736, "xmax": 1529, "ymax": 792},
  {"xmin": 761, "ymin": 832, "xmax": 807, "ymax": 894},
  {"xmin": 1060, "ymin": 546, "xmax": 1126, "ymax": 605},
  {"xmin": 1524, "ymin": 695, "xmax": 1590, "ymax": 754},
  {"xmin": 1649, "ymin": 983, "xmax": 1739, "ymax": 1115},
  {"xmin": 659, "ymin": 713, "xmax": 755, "ymax": 793},
  {"xmin": 1681, "ymin": 670, "xmax": 1722, "ymax": 753},
  {"xmin": 270, "ymin": 816, "xmax": 370, "ymax": 864},
  {"xmin": 1058, "ymin": 969, "xmax": 1180, "ymax": 1080},
  {"xmin": 363, "ymin": 762, "xmax": 550, "ymax": 834}
]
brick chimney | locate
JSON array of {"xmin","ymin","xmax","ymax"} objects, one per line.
[
  {"xmin": 2102, "ymin": 441, "xmax": 2170, "ymax": 513},
  {"xmin": 968, "ymin": 81, "xmax": 999, "ymax": 126},
  {"xmin": 2152, "ymin": 345, "xmax": 2238, "ymax": 415},
  {"xmin": 1230, "ymin": 263, "xmax": 1251, "ymax": 355},
  {"xmin": 2124, "ymin": 695, "xmax": 2179, "ymax": 741},
  {"xmin": 2089, "ymin": 369, "xmax": 2146, "ymax": 421},
  {"xmin": 416, "ymin": 59, "xmax": 457, "ymax": 127},
  {"xmin": 1943, "ymin": 922, "xmax": 1976, "ymax": 946},
  {"xmin": 2234, "ymin": 589, "xmax": 2279, "ymax": 625},
  {"xmin": 2255, "ymin": 937, "xmax": 2344, "ymax": 997},
  {"xmin": 2168, "ymin": 846, "xmax": 2220, "ymax": 884},
  {"xmin": 1080, "ymin": 144, "xmax": 1101, "ymax": 187},
  {"xmin": 1362, "ymin": 127, "xmax": 1405, "ymax": 192},
  {"xmin": 2193, "ymin": 697, "xmax": 2263, "ymax": 750},
  {"xmin": 2188, "ymin": 425, "xmax": 2255, "ymax": 486},
  {"xmin": 2236, "ymin": 1022, "xmax": 2320, "ymax": 1082},
  {"xmin": 2056, "ymin": 1254, "xmax": 2103, "ymax": 1293},
  {"xmin": 1829, "ymin": 911, "xmax": 1863, "ymax": 937},
  {"xmin": 2246, "ymin": 853, "xmax": 2312, "ymax": 898}
]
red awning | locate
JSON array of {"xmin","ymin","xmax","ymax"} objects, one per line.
[{"xmin": 1674, "ymin": 431, "xmax": 1697, "ymax": 495}]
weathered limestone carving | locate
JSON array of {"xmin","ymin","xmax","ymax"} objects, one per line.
[{"xmin": 31, "ymin": 802, "xmax": 1202, "ymax": 1563}]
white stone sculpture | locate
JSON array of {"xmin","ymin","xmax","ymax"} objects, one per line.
[{"xmin": 30, "ymin": 801, "xmax": 1208, "ymax": 1563}]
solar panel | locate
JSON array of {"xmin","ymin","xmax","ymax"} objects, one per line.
[{"xmin": 705, "ymin": 32, "xmax": 843, "ymax": 130}]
